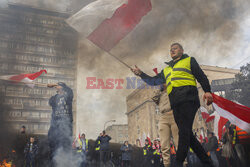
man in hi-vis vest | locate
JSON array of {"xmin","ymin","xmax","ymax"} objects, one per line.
[
  {"xmin": 131, "ymin": 43, "xmax": 214, "ymax": 167},
  {"xmin": 77, "ymin": 133, "xmax": 89, "ymax": 167}
]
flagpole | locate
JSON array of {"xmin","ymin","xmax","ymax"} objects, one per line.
[
  {"xmin": 0, "ymin": 79, "xmax": 48, "ymax": 87},
  {"xmin": 107, "ymin": 51, "xmax": 131, "ymax": 69}
]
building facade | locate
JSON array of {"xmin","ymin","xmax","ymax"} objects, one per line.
[
  {"xmin": 0, "ymin": 3, "xmax": 78, "ymax": 135},
  {"xmin": 105, "ymin": 124, "xmax": 129, "ymax": 144},
  {"xmin": 126, "ymin": 65, "xmax": 239, "ymax": 144}
]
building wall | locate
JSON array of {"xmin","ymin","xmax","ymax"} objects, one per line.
[
  {"xmin": 105, "ymin": 124, "xmax": 128, "ymax": 144},
  {"xmin": 126, "ymin": 65, "xmax": 239, "ymax": 144},
  {"xmin": 0, "ymin": 4, "xmax": 78, "ymax": 135}
]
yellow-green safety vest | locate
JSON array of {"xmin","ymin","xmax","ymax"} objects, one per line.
[
  {"xmin": 77, "ymin": 139, "xmax": 88, "ymax": 153},
  {"xmin": 232, "ymin": 129, "xmax": 237, "ymax": 145},
  {"xmin": 163, "ymin": 56, "xmax": 197, "ymax": 95},
  {"xmin": 153, "ymin": 150, "xmax": 160, "ymax": 155},
  {"xmin": 95, "ymin": 141, "xmax": 100, "ymax": 151},
  {"xmin": 143, "ymin": 145, "xmax": 151, "ymax": 155}
]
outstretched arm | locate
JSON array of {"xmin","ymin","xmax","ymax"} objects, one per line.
[{"xmin": 131, "ymin": 65, "xmax": 165, "ymax": 86}]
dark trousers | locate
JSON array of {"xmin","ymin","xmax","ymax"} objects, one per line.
[
  {"xmin": 173, "ymin": 102, "xmax": 210, "ymax": 164},
  {"xmin": 153, "ymin": 155, "xmax": 160, "ymax": 167},
  {"xmin": 143, "ymin": 156, "xmax": 153, "ymax": 167},
  {"xmin": 122, "ymin": 160, "xmax": 131, "ymax": 167},
  {"xmin": 100, "ymin": 150, "xmax": 109, "ymax": 166},
  {"xmin": 25, "ymin": 154, "xmax": 35, "ymax": 167}
]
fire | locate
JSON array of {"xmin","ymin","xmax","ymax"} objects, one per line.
[{"xmin": 0, "ymin": 159, "xmax": 12, "ymax": 167}]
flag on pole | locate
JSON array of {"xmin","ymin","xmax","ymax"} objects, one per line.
[
  {"xmin": 212, "ymin": 93, "xmax": 250, "ymax": 133},
  {"xmin": 67, "ymin": 0, "xmax": 152, "ymax": 51},
  {"xmin": 0, "ymin": 70, "xmax": 47, "ymax": 87}
]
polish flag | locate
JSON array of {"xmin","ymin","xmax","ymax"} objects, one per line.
[
  {"xmin": 67, "ymin": 0, "xmax": 152, "ymax": 51},
  {"xmin": 200, "ymin": 106, "xmax": 210, "ymax": 120},
  {"xmin": 212, "ymin": 93, "xmax": 250, "ymax": 134},
  {"xmin": 213, "ymin": 111, "xmax": 228, "ymax": 139},
  {"xmin": 0, "ymin": 70, "xmax": 47, "ymax": 87},
  {"xmin": 205, "ymin": 112, "xmax": 215, "ymax": 123}
]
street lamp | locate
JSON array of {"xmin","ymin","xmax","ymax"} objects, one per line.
[{"xmin": 104, "ymin": 119, "xmax": 116, "ymax": 130}]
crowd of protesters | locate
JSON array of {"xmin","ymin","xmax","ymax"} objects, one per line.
[{"xmin": 9, "ymin": 120, "xmax": 248, "ymax": 167}]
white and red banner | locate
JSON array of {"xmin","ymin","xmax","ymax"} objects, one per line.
[
  {"xmin": 212, "ymin": 93, "xmax": 250, "ymax": 134},
  {"xmin": 200, "ymin": 106, "xmax": 210, "ymax": 121},
  {"xmin": 67, "ymin": 0, "xmax": 152, "ymax": 51},
  {"xmin": 0, "ymin": 70, "xmax": 47, "ymax": 87}
]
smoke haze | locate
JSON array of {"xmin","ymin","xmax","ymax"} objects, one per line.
[
  {"xmin": 0, "ymin": 0, "xmax": 249, "ymax": 140},
  {"xmin": 73, "ymin": 0, "xmax": 250, "ymax": 139}
]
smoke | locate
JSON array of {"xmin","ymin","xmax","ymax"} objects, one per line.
[
  {"xmin": 0, "ymin": 82, "xmax": 16, "ymax": 162},
  {"xmin": 71, "ymin": 0, "xmax": 250, "ymax": 139},
  {"xmin": 0, "ymin": 0, "xmax": 94, "ymax": 12}
]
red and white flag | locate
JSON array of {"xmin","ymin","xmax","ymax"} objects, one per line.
[
  {"xmin": 213, "ymin": 111, "xmax": 228, "ymax": 139},
  {"xmin": 200, "ymin": 106, "xmax": 210, "ymax": 120},
  {"xmin": 212, "ymin": 93, "xmax": 250, "ymax": 134},
  {"xmin": 0, "ymin": 70, "xmax": 47, "ymax": 87},
  {"xmin": 205, "ymin": 112, "xmax": 215, "ymax": 123},
  {"xmin": 67, "ymin": 0, "xmax": 152, "ymax": 51}
]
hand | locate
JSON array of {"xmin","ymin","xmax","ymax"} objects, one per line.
[
  {"xmin": 203, "ymin": 92, "xmax": 213, "ymax": 105},
  {"xmin": 131, "ymin": 65, "xmax": 142, "ymax": 76},
  {"xmin": 47, "ymin": 83, "xmax": 58, "ymax": 88}
]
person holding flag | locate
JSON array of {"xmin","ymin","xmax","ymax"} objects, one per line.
[{"xmin": 131, "ymin": 43, "xmax": 214, "ymax": 167}]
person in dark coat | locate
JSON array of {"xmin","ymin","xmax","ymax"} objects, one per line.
[
  {"xmin": 131, "ymin": 43, "xmax": 214, "ymax": 167},
  {"xmin": 24, "ymin": 137, "xmax": 38, "ymax": 167},
  {"xmin": 47, "ymin": 82, "xmax": 73, "ymax": 162},
  {"xmin": 143, "ymin": 139, "xmax": 153, "ymax": 167},
  {"xmin": 206, "ymin": 132, "xmax": 219, "ymax": 167},
  {"xmin": 120, "ymin": 141, "xmax": 133, "ymax": 167},
  {"xmin": 97, "ymin": 130, "xmax": 112, "ymax": 167}
]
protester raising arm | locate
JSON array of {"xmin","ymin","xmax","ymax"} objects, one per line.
[{"xmin": 131, "ymin": 65, "xmax": 165, "ymax": 86}]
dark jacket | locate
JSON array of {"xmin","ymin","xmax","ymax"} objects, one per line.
[
  {"xmin": 139, "ymin": 54, "xmax": 211, "ymax": 108},
  {"xmin": 49, "ymin": 83, "xmax": 73, "ymax": 124},
  {"xmin": 24, "ymin": 142, "xmax": 38, "ymax": 159},
  {"xmin": 120, "ymin": 144, "xmax": 133, "ymax": 161},
  {"xmin": 97, "ymin": 135, "xmax": 112, "ymax": 151},
  {"xmin": 143, "ymin": 144, "xmax": 153, "ymax": 157},
  {"xmin": 206, "ymin": 136, "xmax": 218, "ymax": 152},
  {"xmin": 48, "ymin": 83, "xmax": 73, "ymax": 151}
]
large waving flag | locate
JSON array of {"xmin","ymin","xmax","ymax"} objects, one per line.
[
  {"xmin": 67, "ymin": 0, "xmax": 152, "ymax": 51},
  {"xmin": 212, "ymin": 93, "xmax": 250, "ymax": 133},
  {"xmin": 0, "ymin": 70, "xmax": 47, "ymax": 87}
]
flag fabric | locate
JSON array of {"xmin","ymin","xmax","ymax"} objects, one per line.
[
  {"xmin": 205, "ymin": 112, "xmax": 215, "ymax": 123},
  {"xmin": 67, "ymin": 0, "xmax": 152, "ymax": 51},
  {"xmin": 87, "ymin": 0, "xmax": 152, "ymax": 51},
  {"xmin": 67, "ymin": 0, "xmax": 128, "ymax": 35},
  {"xmin": 200, "ymin": 106, "xmax": 210, "ymax": 120},
  {"xmin": 153, "ymin": 68, "xmax": 158, "ymax": 75},
  {"xmin": 213, "ymin": 111, "xmax": 228, "ymax": 140},
  {"xmin": 0, "ymin": 70, "xmax": 47, "ymax": 87},
  {"xmin": 212, "ymin": 93, "xmax": 250, "ymax": 133}
]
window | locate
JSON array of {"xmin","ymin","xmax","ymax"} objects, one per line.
[
  {"xmin": 155, "ymin": 106, "xmax": 159, "ymax": 115},
  {"xmin": 137, "ymin": 126, "xmax": 140, "ymax": 134}
]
